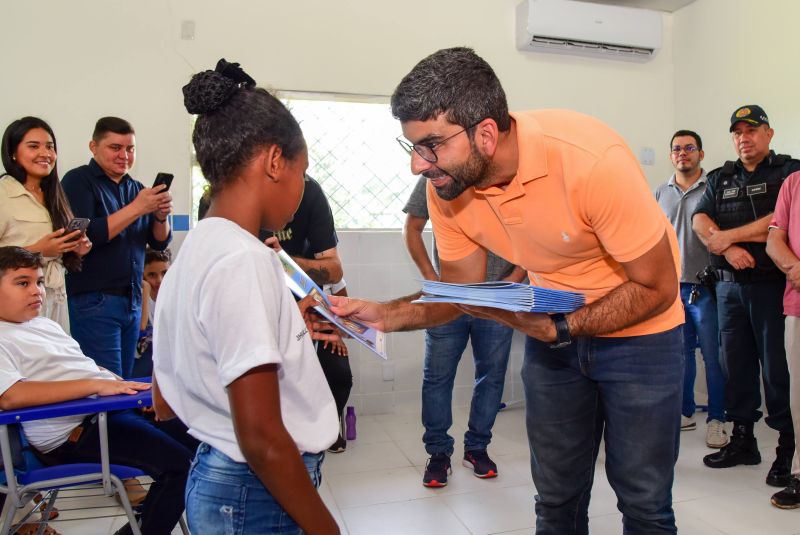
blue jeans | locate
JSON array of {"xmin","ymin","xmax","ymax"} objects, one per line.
[
  {"xmin": 680, "ymin": 283, "xmax": 725, "ymax": 421},
  {"xmin": 186, "ymin": 443, "xmax": 324, "ymax": 535},
  {"xmin": 68, "ymin": 292, "xmax": 140, "ymax": 378},
  {"xmin": 422, "ymin": 314, "xmax": 513, "ymax": 455},
  {"xmin": 522, "ymin": 327, "xmax": 682, "ymax": 535},
  {"xmin": 716, "ymin": 280, "xmax": 792, "ymax": 432}
]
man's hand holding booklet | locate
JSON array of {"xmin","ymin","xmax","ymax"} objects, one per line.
[{"xmin": 277, "ymin": 250, "xmax": 388, "ymax": 359}]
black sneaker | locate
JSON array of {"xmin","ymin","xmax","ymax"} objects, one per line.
[
  {"xmin": 328, "ymin": 434, "xmax": 346, "ymax": 454},
  {"xmin": 423, "ymin": 453, "xmax": 451, "ymax": 488},
  {"xmin": 112, "ymin": 522, "xmax": 134, "ymax": 535},
  {"xmin": 771, "ymin": 477, "xmax": 800, "ymax": 509},
  {"xmin": 703, "ymin": 423, "xmax": 761, "ymax": 469},
  {"xmin": 462, "ymin": 449, "xmax": 498, "ymax": 479},
  {"xmin": 766, "ymin": 445, "xmax": 794, "ymax": 487}
]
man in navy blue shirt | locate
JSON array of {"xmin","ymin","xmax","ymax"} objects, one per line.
[{"xmin": 62, "ymin": 117, "xmax": 172, "ymax": 378}]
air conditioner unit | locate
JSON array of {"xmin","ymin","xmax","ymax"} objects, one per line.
[{"xmin": 516, "ymin": 0, "xmax": 662, "ymax": 62}]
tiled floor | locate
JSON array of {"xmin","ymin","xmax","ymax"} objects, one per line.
[{"xmin": 17, "ymin": 405, "xmax": 800, "ymax": 534}]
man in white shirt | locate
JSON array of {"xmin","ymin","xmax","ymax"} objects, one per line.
[{"xmin": 0, "ymin": 246, "xmax": 196, "ymax": 535}]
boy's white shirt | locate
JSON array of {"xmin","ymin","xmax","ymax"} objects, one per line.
[
  {"xmin": 153, "ymin": 218, "xmax": 338, "ymax": 462},
  {"xmin": 0, "ymin": 317, "xmax": 117, "ymax": 452}
]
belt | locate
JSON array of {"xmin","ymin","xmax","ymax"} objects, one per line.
[
  {"xmin": 35, "ymin": 414, "xmax": 97, "ymax": 464},
  {"xmin": 101, "ymin": 287, "xmax": 129, "ymax": 297},
  {"xmin": 716, "ymin": 269, "xmax": 782, "ymax": 284}
]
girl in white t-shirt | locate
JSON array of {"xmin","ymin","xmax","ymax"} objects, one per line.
[
  {"xmin": 0, "ymin": 117, "xmax": 92, "ymax": 331},
  {"xmin": 152, "ymin": 59, "xmax": 340, "ymax": 535}
]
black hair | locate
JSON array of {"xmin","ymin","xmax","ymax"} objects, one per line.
[
  {"xmin": 197, "ymin": 185, "xmax": 211, "ymax": 220},
  {"xmin": 391, "ymin": 47, "xmax": 511, "ymax": 133},
  {"xmin": 0, "ymin": 246, "xmax": 43, "ymax": 278},
  {"xmin": 144, "ymin": 247, "xmax": 172, "ymax": 265},
  {"xmin": 670, "ymin": 130, "xmax": 703, "ymax": 151},
  {"xmin": 92, "ymin": 117, "xmax": 135, "ymax": 142},
  {"xmin": 1, "ymin": 117, "xmax": 81, "ymax": 271},
  {"xmin": 183, "ymin": 59, "xmax": 305, "ymax": 196}
]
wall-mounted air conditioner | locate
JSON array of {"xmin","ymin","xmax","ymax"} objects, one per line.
[{"xmin": 516, "ymin": 0, "xmax": 663, "ymax": 62}]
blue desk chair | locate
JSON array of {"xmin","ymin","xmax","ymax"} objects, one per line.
[{"xmin": 0, "ymin": 388, "xmax": 189, "ymax": 535}]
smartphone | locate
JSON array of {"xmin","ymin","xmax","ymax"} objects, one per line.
[
  {"xmin": 153, "ymin": 172, "xmax": 174, "ymax": 191},
  {"xmin": 66, "ymin": 217, "xmax": 90, "ymax": 235}
]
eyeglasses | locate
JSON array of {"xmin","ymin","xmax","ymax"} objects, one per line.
[
  {"xmin": 396, "ymin": 120, "xmax": 483, "ymax": 163},
  {"xmin": 671, "ymin": 144, "xmax": 699, "ymax": 154}
]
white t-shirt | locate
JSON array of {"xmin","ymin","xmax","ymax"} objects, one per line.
[
  {"xmin": 153, "ymin": 218, "xmax": 338, "ymax": 462},
  {"xmin": 147, "ymin": 295, "xmax": 156, "ymax": 326},
  {"xmin": 0, "ymin": 317, "xmax": 118, "ymax": 452}
]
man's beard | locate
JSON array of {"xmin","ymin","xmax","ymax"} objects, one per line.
[{"xmin": 425, "ymin": 144, "xmax": 491, "ymax": 201}]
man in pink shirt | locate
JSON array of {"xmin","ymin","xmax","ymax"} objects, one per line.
[{"xmin": 766, "ymin": 170, "xmax": 800, "ymax": 508}]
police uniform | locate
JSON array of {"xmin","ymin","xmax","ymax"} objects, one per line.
[{"xmin": 695, "ymin": 105, "xmax": 798, "ymax": 485}]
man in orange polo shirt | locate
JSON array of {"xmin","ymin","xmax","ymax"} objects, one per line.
[{"xmin": 330, "ymin": 48, "xmax": 684, "ymax": 534}]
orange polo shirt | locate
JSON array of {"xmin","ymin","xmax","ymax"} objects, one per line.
[{"xmin": 427, "ymin": 109, "xmax": 683, "ymax": 338}]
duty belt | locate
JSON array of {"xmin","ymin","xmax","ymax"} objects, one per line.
[{"xmin": 715, "ymin": 269, "xmax": 782, "ymax": 284}]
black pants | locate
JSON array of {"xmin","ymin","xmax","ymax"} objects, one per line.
[
  {"xmin": 316, "ymin": 342, "xmax": 353, "ymax": 420},
  {"xmin": 717, "ymin": 280, "xmax": 794, "ymax": 434},
  {"xmin": 45, "ymin": 410, "xmax": 199, "ymax": 535}
]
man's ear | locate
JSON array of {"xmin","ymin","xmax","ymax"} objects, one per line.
[
  {"xmin": 89, "ymin": 140, "xmax": 97, "ymax": 155},
  {"xmin": 262, "ymin": 145, "xmax": 284, "ymax": 182},
  {"xmin": 474, "ymin": 118, "xmax": 500, "ymax": 158}
]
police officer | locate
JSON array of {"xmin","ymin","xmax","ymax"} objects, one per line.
[{"xmin": 693, "ymin": 105, "xmax": 800, "ymax": 488}]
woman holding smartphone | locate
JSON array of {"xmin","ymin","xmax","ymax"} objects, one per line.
[{"xmin": 0, "ymin": 117, "xmax": 91, "ymax": 331}]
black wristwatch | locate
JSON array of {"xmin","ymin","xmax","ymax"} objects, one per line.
[{"xmin": 549, "ymin": 313, "xmax": 572, "ymax": 349}]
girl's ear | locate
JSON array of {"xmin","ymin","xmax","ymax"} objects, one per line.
[{"xmin": 263, "ymin": 145, "xmax": 284, "ymax": 183}]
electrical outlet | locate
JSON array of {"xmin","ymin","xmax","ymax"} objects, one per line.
[
  {"xmin": 639, "ymin": 146, "xmax": 655, "ymax": 166},
  {"xmin": 382, "ymin": 362, "xmax": 395, "ymax": 381},
  {"xmin": 181, "ymin": 20, "xmax": 195, "ymax": 40}
]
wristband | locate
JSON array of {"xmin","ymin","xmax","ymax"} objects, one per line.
[{"xmin": 548, "ymin": 313, "xmax": 572, "ymax": 349}]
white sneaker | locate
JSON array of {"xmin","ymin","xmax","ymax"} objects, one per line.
[
  {"xmin": 705, "ymin": 419, "xmax": 728, "ymax": 448},
  {"xmin": 680, "ymin": 415, "xmax": 696, "ymax": 431}
]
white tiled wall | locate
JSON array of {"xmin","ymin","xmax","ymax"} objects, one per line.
[{"xmin": 337, "ymin": 230, "xmax": 526, "ymax": 416}]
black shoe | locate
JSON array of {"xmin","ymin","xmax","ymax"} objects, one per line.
[
  {"xmin": 766, "ymin": 438, "xmax": 795, "ymax": 487},
  {"xmin": 462, "ymin": 449, "xmax": 498, "ymax": 479},
  {"xmin": 703, "ymin": 423, "xmax": 761, "ymax": 468},
  {"xmin": 327, "ymin": 434, "xmax": 347, "ymax": 454},
  {"xmin": 113, "ymin": 522, "xmax": 134, "ymax": 535},
  {"xmin": 422, "ymin": 453, "xmax": 451, "ymax": 488},
  {"xmin": 771, "ymin": 477, "xmax": 800, "ymax": 509}
]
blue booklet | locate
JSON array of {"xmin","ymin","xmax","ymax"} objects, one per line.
[
  {"xmin": 277, "ymin": 250, "xmax": 387, "ymax": 359},
  {"xmin": 414, "ymin": 280, "xmax": 585, "ymax": 313}
]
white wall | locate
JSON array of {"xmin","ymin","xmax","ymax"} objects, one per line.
[
  {"xmin": 1, "ymin": 0, "xmax": 681, "ymax": 414},
  {"xmin": 2, "ymin": 0, "xmax": 677, "ymax": 216},
  {"xmin": 673, "ymin": 0, "xmax": 800, "ymax": 171}
]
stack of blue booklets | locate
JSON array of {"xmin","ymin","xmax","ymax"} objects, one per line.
[{"xmin": 415, "ymin": 280, "xmax": 585, "ymax": 313}]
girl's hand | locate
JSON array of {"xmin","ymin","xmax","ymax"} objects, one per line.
[
  {"xmin": 75, "ymin": 235, "xmax": 93, "ymax": 256},
  {"xmin": 30, "ymin": 229, "xmax": 82, "ymax": 257},
  {"xmin": 323, "ymin": 338, "xmax": 349, "ymax": 357}
]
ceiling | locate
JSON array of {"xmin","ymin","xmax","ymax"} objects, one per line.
[{"xmin": 578, "ymin": 0, "xmax": 697, "ymax": 12}]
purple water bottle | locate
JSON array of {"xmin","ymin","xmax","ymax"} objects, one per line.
[{"xmin": 345, "ymin": 406, "xmax": 357, "ymax": 440}]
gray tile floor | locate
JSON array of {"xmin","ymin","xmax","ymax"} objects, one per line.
[{"xmin": 22, "ymin": 405, "xmax": 800, "ymax": 534}]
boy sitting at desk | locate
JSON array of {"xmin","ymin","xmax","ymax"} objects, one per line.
[{"xmin": 0, "ymin": 246, "xmax": 196, "ymax": 535}]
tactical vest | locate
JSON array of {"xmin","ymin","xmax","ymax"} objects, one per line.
[{"xmin": 710, "ymin": 153, "xmax": 796, "ymax": 280}]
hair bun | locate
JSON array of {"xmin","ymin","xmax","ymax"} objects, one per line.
[
  {"xmin": 182, "ymin": 58, "xmax": 256, "ymax": 115},
  {"xmin": 214, "ymin": 59, "xmax": 256, "ymax": 87}
]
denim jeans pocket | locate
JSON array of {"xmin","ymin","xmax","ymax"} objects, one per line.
[
  {"xmin": 71, "ymin": 291, "xmax": 106, "ymax": 313},
  {"xmin": 303, "ymin": 452, "xmax": 324, "ymax": 488}
]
